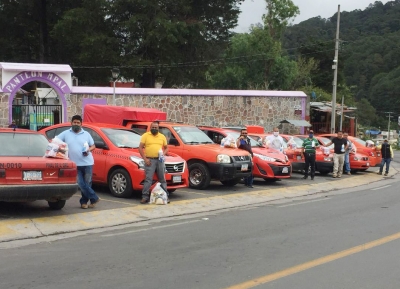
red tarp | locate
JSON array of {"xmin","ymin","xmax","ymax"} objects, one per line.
[{"xmin": 83, "ymin": 104, "xmax": 167, "ymax": 125}]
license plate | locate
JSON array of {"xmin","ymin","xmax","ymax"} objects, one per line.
[
  {"xmin": 366, "ymin": 162, "xmax": 370, "ymax": 166},
  {"xmin": 172, "ymin": 175, "xmax": 182, "ymax": 183},
  {"xmin": 297, "ymin": 155, "xmax": 302, "ymax": 160},
  {"xmin": 282, "ymin": 167, "xmax": 289, "ymax": 173},
  {"xmin": 23, "ymin": 171, "xmax": 42, "ymax": 181},
  {"xmin": 241, "ymin": 164, "xmax": 248, "ymax": 171}
]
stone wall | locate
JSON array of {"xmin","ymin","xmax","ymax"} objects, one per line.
[{"xmin": 0, "ymin": 93, "xmax": 304, "ymax": 134}]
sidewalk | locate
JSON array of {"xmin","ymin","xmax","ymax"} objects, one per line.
[{"xmin": 0, "ymin": 167, "xmax": 397, "ymax": 243}]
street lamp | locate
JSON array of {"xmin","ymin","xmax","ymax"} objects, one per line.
[{"xmin": 111, "ymin": 67, "xmax": 120, "ymax": 105}]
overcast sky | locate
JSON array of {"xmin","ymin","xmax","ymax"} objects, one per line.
[{"xmin": 235, "ymin": 0, "xmax": 391, "ymax": 32}]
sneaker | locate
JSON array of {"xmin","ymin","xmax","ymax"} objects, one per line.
[
  {"xmin": 332, "ymin": 175, "xmax": 337, "ymax": 178},
  {"xmin": 247, "ymin": 185, "xmax": 254, "ymax": 188},
  {"xmin": 140, "ymin": 198, "xmax": 149, "ymax": 204},
  {"xmin": 346, "ymin": 172, "xmax": 351, "ymax": 175},
  {"xmin": 384, "ymin": 173, "xmax": 388, "ymax": 176},
  {"xmin": 88, "ymin": 199, "xmax": 100, "ymax": 208},
  {"xmin": 311, "ymin": 177, "xmax": 314, "ymax": 180},
  {"xmin": 81, "ymin": 204, "xmax": 88, "ymax": 209},
  {"xmin": 378, "ymin": 172, "xmax": 382, "ymax": 175},
  {"xmin": 302, "ymin": 176, "xmax": 308, "ymax": 179},
  {"xmin": 337, "ymin": 175, "xmax": 342, "ymax": 178}
]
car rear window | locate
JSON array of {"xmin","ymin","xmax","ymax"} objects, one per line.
[{"xmin": 0, "ymin": 132, "xmax": 49, "ymax": 156}]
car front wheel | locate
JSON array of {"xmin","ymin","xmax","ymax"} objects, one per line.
[
  {"xmin": 109, "ymin": 169, "xmax": 133, "ymax": 198},
  {"xmin": 220, "ymin": 178, "xmax": 240, "ymax": 186},
  {"xmin": 188, "ymin": 163, "xmax": 211, "ymax": 190},
  {"xmin": 48, "ymin": 200, "xmax": 66, "ymax": 210}
]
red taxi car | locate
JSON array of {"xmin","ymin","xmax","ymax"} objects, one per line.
[
  {"xmin": 40, "ymin": 123, "xmax": 189, "ymax": 198},
  {"xmin": 295, "ymin": 135, "xmax": 334, "ymax": 175},
  {"xmin": 317, "ymin": 136, "xmax": 370, "ymax": 172},
  {"xmin": 199, "ymin": 127, "xmax": 292, "ymax": 181},
  {"xmin": 249, "ymin": 133, "xmax": 305, "ymax": 173},
  {"xmin": 319, "ymin": 134, "xmax": 380, "ymax": 167},
  {"xmin": 0, "ymin": 128, "xmax": 78, "ymax": 210}
]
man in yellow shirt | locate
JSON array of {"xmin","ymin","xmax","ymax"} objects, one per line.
[{"xmin": 138, "ymin": 121, "xmax": 169, "ymax": 204}]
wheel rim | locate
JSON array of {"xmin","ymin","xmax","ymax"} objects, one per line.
[
  {"xmin": 111, "ymin": 172, "xmax": 127, "ymax": 195},
  {"xmin": 189, "ymin": 168, "xmax": 203, "ymax": 186}
]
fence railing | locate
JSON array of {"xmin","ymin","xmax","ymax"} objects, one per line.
[{"xmin": 11, "ymin": 105, "xmax": 62, "ymax": 131}]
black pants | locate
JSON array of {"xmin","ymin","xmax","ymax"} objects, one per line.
[{"xmin": 304, "ymin": 152, "xmax": 316, "ymax": 177}]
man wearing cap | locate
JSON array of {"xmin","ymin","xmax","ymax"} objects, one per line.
[
  {"xmin": 378, "ymin": 139, "xmax": 394, "ymax": 176},
  {"xmin": 301, "ymin": 130, "xmax": 319, "ymax": 180}
]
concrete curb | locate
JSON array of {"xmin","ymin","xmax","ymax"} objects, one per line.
[{"xmin": 0, "ymin": 168, "xmax": 397, "ymax": 243}]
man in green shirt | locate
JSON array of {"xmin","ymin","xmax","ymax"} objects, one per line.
[{"xmin": 301, "ymin": 130, "xmax": 319, "ymax": 180}]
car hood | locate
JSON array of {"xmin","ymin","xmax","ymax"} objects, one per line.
[{"xmin": 252, "ymin": 147, "xmax": 287, "ymax": 162}]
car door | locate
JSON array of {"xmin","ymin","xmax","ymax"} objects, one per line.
[
  {"xmin": 159, "ymin": 126, "xmax": 183, "ymax": 156},
  {"xmin": 83, "ymin": 127, "xmax": 107, "ymax": 182}
]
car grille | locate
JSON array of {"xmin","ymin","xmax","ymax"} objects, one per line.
[
  {"xmin": 165, "ymin": 162, "xmax": 185, "ymax": 173},
  {"xmin": 362, "ymin": 157, "xmax": 369, "ymax": 161},
  {"xmin": 233, "ymin": 156, "xmax": 251, "ymax": 161}
]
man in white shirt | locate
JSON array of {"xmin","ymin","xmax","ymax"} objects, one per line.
[{"xmin": 265, "ymin": 127, "xmax": 285, "ymax": 151}]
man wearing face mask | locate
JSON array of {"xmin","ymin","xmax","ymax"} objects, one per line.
[
  {"xmin": 301, "ymin": 130, "xmax": 319, "ymax": 180},
  {"xmin": 139, "ymin": 121, "xmax": 169, "ymax": 204},
  {"xmin": 56, "ymin": 115, "xmax": 99, "ymax": 209},
  {"xmin": 265, "ymin": 127, "xmax": 285, "ymax": 151}
]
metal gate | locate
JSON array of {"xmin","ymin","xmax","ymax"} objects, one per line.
[{"xmin": 11, "ymin": 105, "xmax": 62, "ymax": 131}]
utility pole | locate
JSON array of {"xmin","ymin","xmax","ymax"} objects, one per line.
[
  {"xmin": 386, "ymin": 112, "xmax": 393, "ymax": 140},
  {"xmin": 331, "ymin": 5, "xmax": 341, "ymax": 133},
  {"xmin": 339, "ymin": 95, "xmax": 344, "ymax": 131}
]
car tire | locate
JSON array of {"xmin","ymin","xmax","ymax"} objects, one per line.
[
  {"xmin": 188, "ymin": 163, "xmax": 211, "ymax": 190},
  {"xmin": 48, "ymin": 200, "xmax": 66, "ymax": 210},
  {"xmin": 167, "ymin": 189, "xmax": 176, "ymax": 194},
  {"xmin": 220, "ymin": 178, "xmax": 240, "ymax": 186},
  {"xmin": 109, "ymin": 168, "xmax": 133, "ymax": 198}
]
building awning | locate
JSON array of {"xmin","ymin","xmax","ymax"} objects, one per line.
[{"xmin": 280, "ymin": 119, "xmax": 312, "ymax": 127}]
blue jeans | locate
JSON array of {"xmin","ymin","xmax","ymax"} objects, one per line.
[
  {"xmin": 344, "ymin": 153, "xmax": 351, "ymax": 173},
  {"xmin": 142, "ymin": 159, "xmax": 167, "ymax": 199},
  {"xmin": 379, "ymin": 158, "xmax": 392, "ymax": 174},
  {"xmin": 77, "ymin": 165, "xmax": 99, "ymax": 205},
  {"xmin": 244, "ymin": 174, "xmax": 254, "ymax": 186}
]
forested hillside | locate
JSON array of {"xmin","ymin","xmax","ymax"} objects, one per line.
[{"xmin": 283, "ymin": 0, "xmax": 400, "ymax": 127}]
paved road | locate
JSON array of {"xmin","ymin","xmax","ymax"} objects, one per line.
[{"xmin": 1, "ymin": 161, "xmax": 399, "ymax": 289}]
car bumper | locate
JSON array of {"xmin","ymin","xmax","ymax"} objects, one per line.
[
  {"xmin": 254, "ymin": 162, "xmax": 291, "ymax": 179},
  {"xmin": 315, "ymin": 161, "xmax": 333, "ymax": 172},
  {"xmin": 208, "ymin": 162, "xmax": 252, "ymax": 181},
  {"xmin": 291, "ymin": 161, "xmax": 305, "ymax": 172},
  {"xmin": 0, "ymin": 183, "xmax": 78, "ymax": 202}
]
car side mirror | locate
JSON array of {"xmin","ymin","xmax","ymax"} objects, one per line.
[
  {"xmin": 94, "ymin": 140, "xmax": 109, "ymax": 150},
  {"xmin": 169, "ymin": 139, "xmax": 179, "ymax": 146}
]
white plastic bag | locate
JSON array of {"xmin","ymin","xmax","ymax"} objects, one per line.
[
  {"xmin": 45, "ymin": 137, "xmax": 69, "ymax": 159},
  {"xmin": 149, "ymin": 182, "xmax": 168, "ymax": 205},
  {"xmin": 220, "ymin": 134, "xmax": 237, "ymax": 148}
]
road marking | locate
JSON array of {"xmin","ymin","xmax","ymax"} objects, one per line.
[
  {"xmin": 223, "ymin": 231, "xmax": 400, "ymax": 289},
  {"xmin": 371, "ymin": 185, "xmax": 391, "ymax": 191},
  {"xmin": 277, "ymin": 198, "xmax": 331, "ymax": 208},
  {"xmin": 101, "ymin": 219, "xmax": 202, "ymax": 237}
]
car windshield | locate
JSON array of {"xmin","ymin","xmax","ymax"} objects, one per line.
[
  {"xmin": 352, "ymin": 137, "xmax": 367, "ymax": 146},
  {"xmin": 318, "ymin": 137, "xmax": 334, "ymax": 149},
  {"xmin": 226, "ymin": 132, "xmax": 262, "ymax": 147},
  {"xmin": 288, "ymin": 136, "xmax": 303, "ymax": 148},
  {"xmin": 0, "ymin": 132, "xmax": 49, "ymax": 156},
  {"xmin": 102, "ymin": 128, "xmax": 141, "ymax": 148},
  {"xmin": 173, "ymin": 126, "xmax": 214, "ymax": 144}
]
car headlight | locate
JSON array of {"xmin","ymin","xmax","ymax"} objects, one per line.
[
  {"xmin": 353, "ymin": 157, "xmax": 359, "ymax": 161},
  {"xmin": 254, "ymin": 153, "xmax": 276, "ymax": 162},
  {"xmin": 217, "ymin": 154, "xmax": 231, "ymax": 163},
  {"xmin": 324, "ymin": 157, "xmax": 333, "ymax": 161},
  {"xmin": 130, "ymin": 156, "xmax": 145, "ymax": 169}
]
